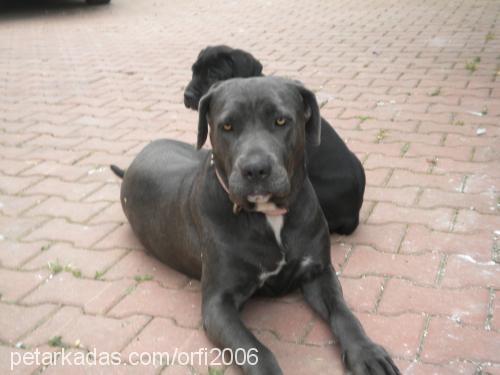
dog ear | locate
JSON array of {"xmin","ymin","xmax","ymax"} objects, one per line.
[
  {"xmin": 229, "ymin": 49, "xmax": 263, "ymax": 77},
  {"xmin": 197, "ymin": 91, "xmax": 212, "ymax": 149},
  {"xmin": 293, "ymin": 82, "xmax": 321, "ymax": 146}
]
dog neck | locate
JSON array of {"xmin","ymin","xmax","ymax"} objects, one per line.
[{"xmin": 211, "ymin": 153, "xmax": 287, "ymax": 217}]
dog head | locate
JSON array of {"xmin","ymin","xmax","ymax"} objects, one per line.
[
  {"xmin": 197, "ymin": 76, "xmax": 320, "ymax": 214},
  {"xmin": 184, "ymin": 45, "xmax": 263, "ymax": 110}
]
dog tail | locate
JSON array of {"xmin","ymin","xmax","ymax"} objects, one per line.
[{"xmin": 110, "ymin": 164, "xmax": 126, "ymax": 179}]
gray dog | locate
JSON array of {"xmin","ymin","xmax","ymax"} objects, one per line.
[{"xmin": 111, "ymin": 76, "xmax": 399, "ymax": 375}]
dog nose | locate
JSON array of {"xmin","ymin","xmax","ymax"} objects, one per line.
[
  {"xmin": 184, "ymin": 92, "xmax": 197, "ymax": 109},
  {"xmin": 241, "ymin": 159, "xmax": 272, "ymax": 181}
]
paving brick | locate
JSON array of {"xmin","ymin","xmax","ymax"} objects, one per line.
[
  {"xmin": 342, "ymin": 245, "xmax": 441, "ymax": 285},
  {"xmin": 0, "ymin": 194, "xmax": 45, "ymax": 217},
  {"xmin": 75, "ymin": 138, "xmax": 139, "ymax": 154},
  {"xmin": 441, "ymin": 255, "xmax": 500, "ymax": 288},
  {"xmin": 399, "ymin": 360, "xmax": 477, "ymax": 375},
  {"xmin": 358, "ymin": 313, "xmax": 424, "ymax": 359},
  {"xmin": 22, "ymin": 148, "xmax": 89, "ymax": 165},
  {"xmin": 23, "ymin": 179, "xmax": 102, "ymax": 202},
  {"xmin": 405, "ymin": 144, "xmax": 473, "ymax": 161},
  {"xmin": 22, "ymin": 273, "xmax": 133, "ymax": 315},
  {"xmin": 401, "ymin": 224, "xmax": 494, "ymax": 260},
  {"xmin": 24, "ymin": 134, "xmax": 86, "ymax": 150},
  {"xmin": 0, "ymin": 345, "xmax": 41, "ymax": 374},
  {"xmin": 109, "ymin": 282, "xmax": 201, "ymax": 328},
  {"xmin": 344, "ymin": 223, "xmax": 407, "ymax": 253},
  {"xmin": 0, "ymin": 240, "xmax": 49, "ymax": 268},
  {"xmin": 0, "ymin": 303, "xmax": 57, "ymax": 344},
  {"xmin": 42, "ymin": 353, "xmax": 158, "ymax": 375},
  {"xmin": 83, "ymin": 182, "xmax": 122, "ymax": 203},
  {"xmin": 387, "ymin": 169, "xmax": 464, "ymax": 192},
  {"xmin": 20, "ymin": 161, "xmax": 90, "ymax": 182},
  {"xmin": 24, "ymin": 197, "xmax": 110, "ymax": 223},
  {"xmin": 339, "ymin": 276, "xmax": 384, "ymax": 312},
  {"xmin": 304, "ymin": 311, "xmax": 424, "ymax": 360},
  {"xmin": 23, "ymin": 243, "xmax": 126, "ymax": 279},
  {"xmin": 368, "ymin": 202, "xmax": 455, "ymax": 231},
  {"xmin": 92, "ymin": 223, "xmax": 143, "ymax": 250},
  {"xmin": 241, "ymin": 299, "xmax": 314, "ymax": 342},
  {"xmin": 481, "ymin": 364, "xmax": 500, "ymax": 375},
  {"xmin": 254, "ymin": 331, "xmax": 344, "ymax": 375},
  {"xmin": 0, "ymin": 215, "xmax": 47, "ymax": 240},
  {"xmin": 364, "ymin": 186, "xmax": 420, "ymax": 206},
  {"xmin": 0, "ymin": 158, "xmax": 33, "ymax": 175},
  {"xmin": 0, "ymin": 269, "xmax": 48, "ymax": 302},
  {"xmin": 364, "ymin": 168, "xmax": 392, "ymax": 187},
  {"xmin": 453, "ymin": 209, "xmax": 500, "ymax": 233},
  {"xmin": 348, "ymin": 140, "xmax": 406, "ymax": 158},
  {"xmin": 24, "ymin": 306, "xmax": 149, "ymax": 353},
  {"xmin": 87, "ymin": 202, "xmax": 124, "ymax": 224},
  {"xmin": 364, "ymin": 155, "xmax": 430, "ymax": 173},
  {"xmin": 104, "ymin": 250, "xmax": 189, "ymax": 288},
  {"xmin": 493, "ymin": 290, "xmax": 500, "ymax": 331},
  {"xmin": 23, "ymin": 219, "xmax": 117, "ymax": 248},
  {"xmin": 418, "ymin": 188, "xmax": 497, "ymax": 214},
  {"xmin": 0, "ymin": 174, "xmax": 42, "ymax": 195},
  {"xmin": 379, "ymin": 279, "xmax": 489, "ymax": 326},
  {"xmin": 421, "ymin": 317, "xmax": 500, "ymax": 363},
  {"xmin": 121, "ymin": 317, "xmax": 219, "ymax": 374},
  {"xmin": 433, "ymin": 159, "xmax": 498, "ymax": 177},
  {"xmin": 464, "ymin": 174, "xmax": 500, "ymax": 194}
]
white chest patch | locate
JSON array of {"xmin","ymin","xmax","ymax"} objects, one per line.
[
  {"xmin": 265, "ymin": 215, "xmax": 284, "ymax": 246},
  {"xmin": 259, "ymin": 253, "xmax": 286, "ymax": 285},
  {"xmin": 258, "ymin": 215, "xmax": 286, "ymax": 285},
  {"xmin": 301, "ymin": 256, "xmax": 313, "ymax": 268}
]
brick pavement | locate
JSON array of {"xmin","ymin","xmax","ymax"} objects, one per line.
[{"xmin": 0, "ymin": 0, "xmax": 499, "ymax": 374}]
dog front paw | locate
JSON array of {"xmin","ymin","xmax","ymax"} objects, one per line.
[{"xmin": 342, "ymin": 341, "xmax": 400, "ymax": 375}]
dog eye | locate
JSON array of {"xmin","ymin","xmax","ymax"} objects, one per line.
[
  {"xmin": 275, "ymin": 118, "xmax": 287, "ymax": 126},
  {"xmin": 222, "ymin": 123, "xmax": 233, "ymax": 132}
]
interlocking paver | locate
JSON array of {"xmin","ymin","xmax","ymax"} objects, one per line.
[
  {"xmin": 303, "ymin": 311, "xmax": 425, "ymax": 360},
  {"xmin": 108, "ymin": 282, "xmax": 201, "ymax": 328},
  {"xmin": 22, "ymin": 243, "xmax": 126, "ymax": 279},
  {"xmin": 0, "ymin": 269, "xmax": 49, "ymax": 302},
  {"xmin": 22, "ymin": 273, "xmax": 133, "ymax": 315},
  {"xmin": 1, "ymin": 0, "xmax": 499, "ymax": 373},
  {"xmin": 422, "ymin": 317, "xmax": 500, "ymax": 363},
  {"xmin": 0, "ymin": 240, "xmax": 49, "ymax": 268},
  {"xmin": 342, "ymin": 245, "xmax": 442, "ymax": 285},
  {"xmin": 23, "ymin": 218, "xmax": 117, "ymax": 248},
  {"xmin": 378, "ymin": 279, "xmax": 490, "ymax": 326},
  {"xmin": 23, "ymin": 306, "xmax": 150, "ymax": 353},
  {"xmin": 0, "ymin": 303, "xmax": 57, "ymax": 344}
]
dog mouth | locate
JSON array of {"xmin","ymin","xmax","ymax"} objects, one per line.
[
  {"xmin": 243, "ymin": 194, "xmax": 287, "ymax": 216},
  {"xmin": 229, "ymin": 185, "xmax": 290, "ymax": 215}
]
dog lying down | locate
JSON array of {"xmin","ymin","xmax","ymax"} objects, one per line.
[
  {"xmin": 184, "ymin": 45, "xmax": 366, "ymax": 236},
  {"xmin": 111, "ymin": 76, "xmax": 400, "ymax": 375}
]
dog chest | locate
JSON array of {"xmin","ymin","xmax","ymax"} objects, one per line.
[{"xmin": 257, "ymin": 215, "xmax": 286, "ymax": 285}]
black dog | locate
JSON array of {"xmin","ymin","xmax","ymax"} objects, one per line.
[
  {"xmin": 184, "ymin": 45, "xmax": 365, "ymax": 235},
  {"xmin": 112, "ymin": 76, "xmax": 399, "ymax": 375}
]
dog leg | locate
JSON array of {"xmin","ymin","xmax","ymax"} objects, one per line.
[
  {"xmin": 202, "ymin": 293, "xmax": 283, "ymax": 375},
  {"xmin": 302, "ymin": 265, "xmax": 400, "ymax": 375}
]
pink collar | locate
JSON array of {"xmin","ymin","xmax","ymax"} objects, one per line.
[{"xmin": 213, "ymin": 162, "xmax": 287, "ymax": 217}]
